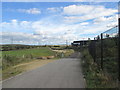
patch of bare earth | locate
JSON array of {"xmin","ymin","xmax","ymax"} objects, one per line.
[{"xmin": 15, "ymin": 59, "xmax": 56, "ymax": 71}]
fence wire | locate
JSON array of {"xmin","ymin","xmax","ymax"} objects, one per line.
[{"xmin": 88, "ymin": 26, "xmax": 119, "ymax": 84}]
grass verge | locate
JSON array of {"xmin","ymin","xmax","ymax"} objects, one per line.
[
  {"xmin": 2, "ymin": 47, "xmax": 55, "ymax": 70},
  {"xmin": 2, "ymin": 59, "xmax": 55, "ymax": 80},
  {"xmin": 81, "ymin": 48, "xmax": 118, "ymax": 88}
]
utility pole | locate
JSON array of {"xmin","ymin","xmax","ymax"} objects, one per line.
[{"xmin": 66, "ymin": 40, "xmax": 68, "ymax": 46}]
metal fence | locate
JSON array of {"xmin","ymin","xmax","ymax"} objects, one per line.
[{"xmin": 88, "ymin": 26, "xmax": 119, "ymax": 82}]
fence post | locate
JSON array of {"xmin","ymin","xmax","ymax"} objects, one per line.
[
  {"xmin": 118, "ymin": 18, "xmax": 120, "ymax": 81},
  {"xmin": 101, "ymin": 33, "xmax": 103, "ymax": 70},
  {"xmin": 94, "ymin": 39, "xmax": 96, "ymax": 62}
]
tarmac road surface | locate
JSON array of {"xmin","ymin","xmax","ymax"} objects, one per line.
[{"xmin": 2, "ymin": 52, "xmax": 85, "ymax": 88}]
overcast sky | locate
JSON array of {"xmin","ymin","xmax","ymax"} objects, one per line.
[{"xmin": 1, "ymin": 2, "xmax": 118, "ymax": 45}]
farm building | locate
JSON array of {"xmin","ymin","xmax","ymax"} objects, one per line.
[
  {"xmin": 71, "ymin": 40, "xmax": 89, "ymax": 47},
  {"xmin": 71, "ymin": 40, "xmax": 97, "ymax": 47}
]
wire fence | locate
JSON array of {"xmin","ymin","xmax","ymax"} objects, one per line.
[{"xmin": 88, "ymin": 26, "xmax": 119, "ymax": 83}]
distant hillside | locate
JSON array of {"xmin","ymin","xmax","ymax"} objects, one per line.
[
  {"xmin": 0, "ymin": 44, "xmax": 39, "ymax": 51},
  {"xmin": 0, "ymin": 44, "xmax": 70, "ymax": 51}
]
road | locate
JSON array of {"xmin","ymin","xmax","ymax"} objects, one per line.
[{"xmin": 2, "ymin": 52, "xmax": 85, "ymax": 88}]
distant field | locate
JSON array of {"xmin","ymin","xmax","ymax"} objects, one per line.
[{"xmin": 2, "ymin": 47, "xmax": 55, "ymax": 58}]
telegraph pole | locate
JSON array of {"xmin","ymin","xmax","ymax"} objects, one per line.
[{"xmin": 66, "ymin": 40, "xmax": 68, "ymax": 46}]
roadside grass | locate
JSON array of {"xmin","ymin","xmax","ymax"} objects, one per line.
[
  {"xmin": 3, "ymin": 66, "xmax": 23, "ymax": 80},
  {"xmin": 53, "ymin": 49, "xmax": 74, "ymax": 58},
  {"xmin": 2, "ymin": 47, "xmax": 55, "ymax": 70},
  {"xmin": 81, "ymin": 48, "xmax": 118, "ymax": 88},
  {"xmin": 64, "ymin": 49, "xmax": 74, "ymax": 57},
  {"xmin": 2, "ymin": 59, "xmax": 55, "ymax": 80}
]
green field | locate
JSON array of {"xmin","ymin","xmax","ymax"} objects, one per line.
[
  {"xmin": 2, "ymin": 47, "xmax": 56, "ymax": 70},
  {"xmin": 2, "ymin": 47, "xmax": 55, "ymax": 58}
]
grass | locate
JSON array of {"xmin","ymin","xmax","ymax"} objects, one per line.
[
  {"xmin": 1, "ymin": 47, "xmax": 55, "ymax": 58},
  {"xmin": 64, "ymin": 49, "xmax": 74, "ymax": 57},
  {"xmin": 2, "ymin": 47, "xmax": 56, "ymax": 70},
  {"xmin": 81, "ymin": 48, "xmax": 118, "ymax": 88},
  {"xmin": 2, "ymin": 46, "xmax": 74, "ymax": 80},
  {"xmin": 53, "ymin": 49, "xmax": 74, "ymax": 58},
  {"xmin": 3, "ymin": 66, "xmax": 23, "ymax": 80}
]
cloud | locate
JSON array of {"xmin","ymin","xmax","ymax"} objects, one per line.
[
  {"xmin": 73, "ymin": 0, "xmax": 84, "ymax": 1},
  {"xmin": 47, "ymin": 7, "xmax": 60, "ymax": 13},
  {"xmin": 1, "ymin": 3, "xmax": 118, "ymax": 45},
  {"xmin": 1, "ymin": 19, "xmax": 79, "ymax": 45},
  {"xmin": 80, "ymin": 22, "xmax": 89, "ymax": 26},
  {"xmin": 1, "ymin": 19, "xmax": 33, "ymax": 32},
  {"xmin": 1, "ymin": 31, "xmax": 78, "ymax": 45},
  {"xmin": 1, "ymin": 15, "xmax": 118, "ymax": 45},
  {"xmin": 63, "ymin": 5, "xmax": 94, "ymax": 15},
  {"xmin": 63, "ymin": 5, "xmax": 117, "ymax": 23},
  {"xmin": 93, "ymin": 15, "xmax": 118, "ymax": 28},
  {"xmin": 94, "ymin": 15, "xmax": 118, "ymax": 24},
  {"xmin": 1, "ymin": 32, "xmax": 42, "ymax": 45},
  {"xmin": 18, "ymin": 8, "xmax": 41, "ymax": 14}
]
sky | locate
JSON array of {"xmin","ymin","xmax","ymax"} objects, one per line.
[
  {"xmin": 2, "ymin": 0, "xmax": 120, "ymax": 2},
  {"xmin": 1, "ymin": 2, "xmax": 119, "ymax": 45}
]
